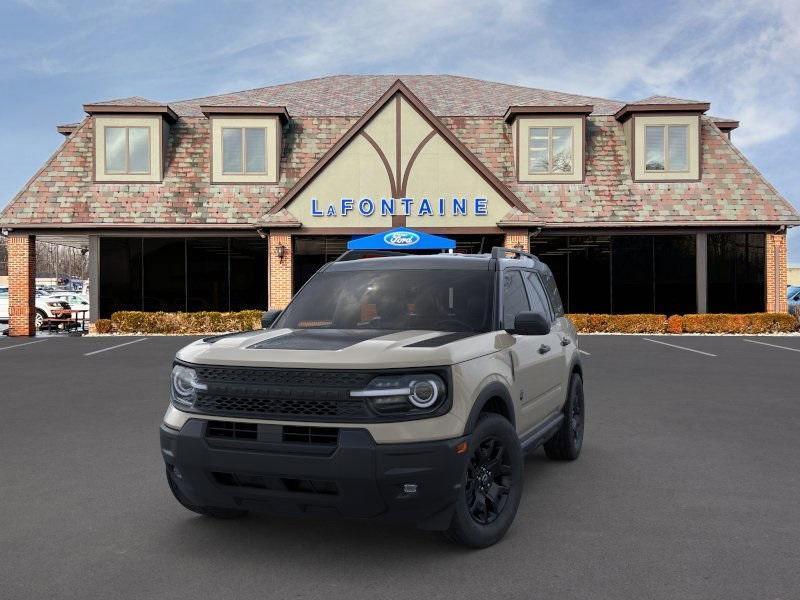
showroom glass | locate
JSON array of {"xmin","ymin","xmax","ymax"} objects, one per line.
[
  {"xmin": 98, "ymin": 237, "xmax": 267, "ymax": 317},
  {"xmin": 707, "ymin": 233, "xmax": 765, "ymax": 312},
  {"xmin": 104, "ymin": 126, "xmax": 150, "ymax": 174},
  {"xmin": 222, "ymin": 127, "xmax": 267, "ymax": 173},
  {"xmin": 528, "ymin": 127, "xmax": 573, "ymax": 174},
  {"xmin": 645, "ymin": 125, "xmax": 688, "ymax": 171},
  {"xmin": 275, "ymin": 269, "xmax": 495, "ymax": 332},
  {"xmin": 502, "ymin": 271, "xmax": 531, "ymax": 330}
]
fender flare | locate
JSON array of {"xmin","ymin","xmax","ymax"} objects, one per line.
[{"xmin": 463, "ymin": 381, "xmax": 516, "ymax": 434}]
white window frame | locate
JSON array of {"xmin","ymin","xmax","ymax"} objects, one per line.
[
  {"xmin": 221, "ymin": 127, "xmax": 269, "ymax": 175},
  {"xmin": 527, "ymin": 126, "xmax": 575, "ymax": 175},
  {"xmin": 644, "ymin": 124, "xmax": 689, "ymax": 173},
  {"xmin": 104, "ymin": 126, "xmax": 152, "ymax": 175}
]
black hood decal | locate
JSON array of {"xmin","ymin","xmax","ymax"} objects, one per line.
[
  {"xmin": 247, "ymin": 329, "xmax": 393, "ymax": 351},
  {"xmin": 403, "ymin": 331, "xmax": 480, "ymax": 347}
]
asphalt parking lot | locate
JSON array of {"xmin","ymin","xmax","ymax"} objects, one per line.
[{"xmin": 1, "ymin": 334, "xmax": 799, "ymax": 600}]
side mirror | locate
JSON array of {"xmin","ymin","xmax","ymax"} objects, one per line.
[
  {"xmin": 510, "ymin": 311, "xmax": 551, "ymax": 336},
  {"xmin": 261, "ymin": 309, "xmax": 282, "ymax": 329}
]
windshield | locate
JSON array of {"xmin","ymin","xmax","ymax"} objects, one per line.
[{"xmin": 275, "ymin": 268, "xmax": 495, "ymax": 332}]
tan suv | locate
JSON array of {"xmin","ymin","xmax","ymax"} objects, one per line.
[{"xmin": 160, "ymin": 247, "xmax": 585, "ymax": 548}]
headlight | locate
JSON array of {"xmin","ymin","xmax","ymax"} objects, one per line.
[
  {"xmin": 350, "ymin": 373, "xmax": 446, "ymax": 415},
  {"xmin": 170, "ymin": 364, "xmax": 206, "ymax": 408}
]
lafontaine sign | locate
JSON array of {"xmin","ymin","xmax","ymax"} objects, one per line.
[{"xmin": 310, "ymin": 196, "xmax": 489, "ymax": 218}]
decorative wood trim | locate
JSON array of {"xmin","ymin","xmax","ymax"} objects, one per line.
[
  {"xmin": 614, "ymin": 102, "xmax": 710, "ymax": 122},
  {"xmin": 268, "ymin": 79, "xmax": 529, "ymax": 215},
  {"xmin": 504, "ymin": 104, "xmax": 593, "ymax": 122},
  {"xmin": 360, "ymin": 131, "xmax": 398, "ymax": 199},
  {"xmin": 83, "ymin": 103, "xmax": 178, "ymax": 122},
  {"xmin": 200, "ymin": 105, "xmax": 290, "ymax": 122}
]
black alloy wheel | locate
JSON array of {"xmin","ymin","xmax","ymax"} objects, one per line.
[{"xmin": 465, "ymin": 436, "xmax": 512, "ymax": 525}]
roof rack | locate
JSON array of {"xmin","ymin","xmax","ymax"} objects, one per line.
[
  {"xmin": 334, "ymin": 249, "xmax": 411, "ymax": 262},
  {"xmin": 490, "ymin": 247, "xmax": 538, "ymax": 261}
]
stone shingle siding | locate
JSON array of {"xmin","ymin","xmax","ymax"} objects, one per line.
[{"xmin": 2, "ymin": 113, "xmax": 795, "ymax": 228}]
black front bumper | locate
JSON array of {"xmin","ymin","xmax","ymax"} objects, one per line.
[{"xmin": 160, "ymin": 420, "xmax": 469, "ymax": 530}]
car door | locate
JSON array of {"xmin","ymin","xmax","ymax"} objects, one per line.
[
  {"xmin": 501, "ymin": 270, "xmax": 562, "ymax": 434},
  {"xmin": 523, "ymin": 270, "xmax": 567, "ymax": 414}
]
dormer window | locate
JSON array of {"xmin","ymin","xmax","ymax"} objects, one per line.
[
  {"xmin": 105, "ymin": 126, "xmax": 151, "ymax": 174},
  {"xmin": 222, "ymin": 127, "xmax": 268, "ymax": 174},
  {"xmin": 201, "ymin": 106, "xmax": 289, "ymax": 184},
  {"xmin": 505, "ymin": 106, "xmax": 591, "ymax": 183},
  {"xmin": 644, "ymin": 124, "xmax": 688, "ymax": 172},
  {"xmin": 528, "ymin": 126, "xmax": 574, "ymax": 174}
]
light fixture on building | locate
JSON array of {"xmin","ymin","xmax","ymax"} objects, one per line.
[
  {"xmin": 275, "ymin": 243, "xmax": 286, "ymax": 264},
  {"xmin": 256, "ymin": 228, "xmax": 267, "ymax": 239},
  {"xmin": 0, "ymin": 228, "xmax": 9, "ymax": 236},
  {"xmin": 513, "ymin": 243, "xmax": 523, "ymax": 250}
]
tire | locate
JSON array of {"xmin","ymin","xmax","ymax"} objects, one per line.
[
  {"xmin": 543, "ymin": 372, "xmax": 585, "ymax": 461},
  {"xmin": 165, "ymin": 467, "xmax": 248, "ymax": 519},
  {"xmin": 445, "ymin": 413, "xmax": 523, "ymax": 549},
  {"xmin": 35, "ymin": 309, "xmax": 46, "ymax": 330}
]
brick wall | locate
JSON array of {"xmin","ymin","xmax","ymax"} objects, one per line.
[
  {"xmin": 7, "ymin": 234, "xmax": 36, "ymax": 336},
  {"xmin": 268, "ymin": 232, "xmax": 293, "ymax": 309},
  {"xmin": 765, "ymin": 232, "xmax": 788, "ymax": 312},
  {"xmin": 503, "ymin": 229, "xmax": 530, "ymax": 253}
]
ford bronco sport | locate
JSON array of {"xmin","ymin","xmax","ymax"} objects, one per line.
[{"xmin": 160, "ymin": 247, "xmax": 585, "ymax": 548}]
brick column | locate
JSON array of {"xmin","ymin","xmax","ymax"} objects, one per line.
[
  {"xmin": 268, "ymin": 231, "xmax": 293, "ymax": 309},
  {"xmin": 765, "ymin": 232, "xmax": 788, "ymax": 312},
  {"xmin": 503, "ymin": 229, "xmax": 530, "ymax": 252},
  {"xmin": 8, "ymin": 234, "xmax": 36, "ymax": 336}
]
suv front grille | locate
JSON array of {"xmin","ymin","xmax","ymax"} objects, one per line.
[{"xmin": 189, "ymin": 366, "xmax": 374, "ymax": 421}]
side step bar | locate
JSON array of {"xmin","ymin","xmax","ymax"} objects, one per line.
[{"xmin": 519, "ymin": 412, "xmax": 564, "ymax": 453}]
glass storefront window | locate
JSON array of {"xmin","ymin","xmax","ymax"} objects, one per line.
[
  {"xmin": 708, "ymin": 233, "xmax": 765, "ymax": 313},
  {"xmin": 98, "ymin": 237, "xmax": 267, "ymax": 318}
]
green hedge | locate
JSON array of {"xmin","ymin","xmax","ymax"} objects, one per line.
[
  {"xmin": 567, "ymin": 313, "xmax": 799, "ymax": 334},
  {"xmin": 110, "ymin": 310, "xmax": 262, "ymax": 334}
]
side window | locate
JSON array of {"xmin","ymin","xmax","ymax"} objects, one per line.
[
  {"xmin": 502, "ymin": 271, "xmax": 531, "ymax": 330},
  {"xmin": 523, "ymin": 271, "xmax": 551, "ymax": 320},
  {"xmin": 538, "ymin": 268, "xmax": 564, "ymax": 318}
]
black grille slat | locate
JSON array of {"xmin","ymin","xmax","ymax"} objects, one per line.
[
  {"xmin": 206, "ymin": 420, "xmax": 257, "ymax": 440},
  {"xmin": 190, "ymin": 366, "xmax": 373, "ymax": 421},
  {"xmin": 282, "ymin": 426, "xmax": 339, "ymax": 445}
]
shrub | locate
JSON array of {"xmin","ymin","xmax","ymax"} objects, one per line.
[
  {"xmin": 111, "ymin": 310, "xmax": 263, "ymax": 334},
  {"xmin": 665, "ymin": 314, "xmax": 683, "ymax": 334},
  {"xmin": 567, "ymin": 312, "xmax": 798, "ymax": 334},
  {"xmin": 680, "ymin": 313, "xmax": 797, "ymax": 334},
  {"xmin": 94, "ymin": 319, "xmax": 113, "ymax": 334},
  {"xmin": 567, "ymin": 314, "xmax": 667, "ymax": 333}
]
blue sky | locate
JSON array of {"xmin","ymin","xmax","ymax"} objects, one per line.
[{"xmin": 1, "ymin": 0, "xmax": 798, "ymax": 261}]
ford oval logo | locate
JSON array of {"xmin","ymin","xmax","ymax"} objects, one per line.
[{"xmin": 383, "ymin": 231, "xmax": 420, "ymax": 247}]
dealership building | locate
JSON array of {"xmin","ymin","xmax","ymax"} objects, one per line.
[{"xmin": 1, "ymin": 75, "xmax": 797, "ymax": 335}]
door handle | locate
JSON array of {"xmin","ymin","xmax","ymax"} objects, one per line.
[
  {"xmin": 538, "ymin": 344, "xmax": 551, "ymax": 354},
  {"xmin": 560, "ymin": 337, "xmax": 571, "ymax": 346}
]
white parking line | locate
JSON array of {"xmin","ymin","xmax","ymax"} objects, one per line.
[
  {"xmin": 578, "ymin": 349, "xmax": 591, "ymax": 356},
  {"xmin": 84, "ymin": 338, "xmax": 147, "ymax": 356},
  {"xmin": 0, "ymin": 339, "xmax": 49, "ymax": 352},
  {"xmin": 641, "ymin": 337, "xmax": 717, "ymax": 357},
  {"xmin": 743, "ymin": 339, "xmax": 800, "ymax": 353}
]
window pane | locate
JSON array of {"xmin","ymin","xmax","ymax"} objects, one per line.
[
  {"xmin": 127, "ymin": 127, "xmax": 150, "ymax": 173},
  {"xmin": 230, "ymin": 238, "xmax": 268, "ymax": 311},
  {"xmin": 502, "ymin": 271, "xmax": 531, "ymax": 329},
  {"xmin": 551, "ymin": 127, "xmax": 573, "ymax": 173},
  {"xmin": 645, "ymin": 126, "xmax": 665, "ymax": 171},
  {"xmin": 222, "ymin": 128, "xmax": 243, "ymax": 173},
  {"xmin": 244, "ymin": 128, "xmax": 266, "ymax": 173},
  {"xmin": 104, "ymin": 127, "xmax": 127, "ymax": 173},
  {"xmin": 530, "ymin": 236, "xmax": 569, "ymax": 311},
  {"xmin": 708, "ymin": 233, "xmax": 765, "ymax": 312},
  {"xmin": 611, "ymin": 236, "xmax": 654, "ymax": 313},
  {"xmin": 143, "ymin": 238, "xmax": 186, "ymax": 312},
  {"xmin": 522, "ymin": 271, "xmax": 550, "ymax": 318},
  {"xmin": 654, "ymin": 235, "xmax": 695, "ymax": 314},
  {"xmin": 187, "ymin": 238, "xmax": 229, "ymax": 311},
  {"xmin": 667, "ymin": 125, "xmax": 688, "ymax": 171},
  {"xmin": 98, "ymin": 237, "xmax": 142, "ymax": 317},
  {"xmin": 528, "ymin": 128, "xmax": 549, "ymax": 173},
  {"xmin": 566, "ymin": 236, "xmax": 611, "ymax": 314}
]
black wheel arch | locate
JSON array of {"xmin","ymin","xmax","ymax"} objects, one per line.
[{"xmin": 464, "ymin": 382, "xmax": 516, "ymax": 434}]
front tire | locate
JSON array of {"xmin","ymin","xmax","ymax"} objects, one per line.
[
  {"xmin": 165, "ymin": 467, "xmax": 248, "ymax": 519},
  {"xmin": 445, "ymin": 413, "xmax": 523, "ymax": 548},
  {"xmin": 543, "ymin": 372, "xmax": 585, "ymax": 461},
  {"xmin": 35, "ymin": 309, "xmax": 46, "ymax": 330}
]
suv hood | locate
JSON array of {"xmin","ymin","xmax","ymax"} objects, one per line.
[{"xmin": 176, "ymin": 328, "xmax": 508, "ymax": 369}]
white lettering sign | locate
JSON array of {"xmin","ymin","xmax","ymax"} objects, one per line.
[{"xmin": 310, "ymin": 197, "xmax": 488, "ymax": 218}]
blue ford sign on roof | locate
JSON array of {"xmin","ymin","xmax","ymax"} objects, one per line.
[{"xmin": 347, "ymin": 227, "xmax": 455, "ymax": 251}]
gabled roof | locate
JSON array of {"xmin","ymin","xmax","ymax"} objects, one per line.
[
  {"xmin": 83, "ymin": 96, "xmax": 177, "ymax": 121},
  {"xmin": 269, "ymin": 79, "xmax": 530, "ymax": 215},
  {"xmin": 630, "ymin": 95, "xmax": 707, "ymax": 105},
  {"xmin": 86, "ymin": 96, "xmax": 164, "ymax": 107}
]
